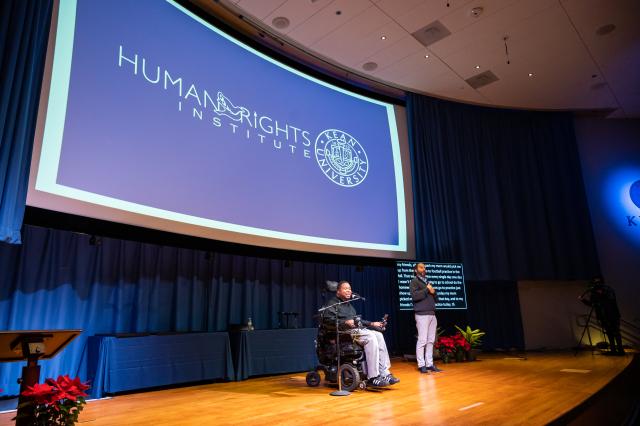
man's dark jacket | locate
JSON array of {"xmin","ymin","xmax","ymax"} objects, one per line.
[{"xmin": 410, "ymin": 276, "xmax": 438, "ymax": 315}]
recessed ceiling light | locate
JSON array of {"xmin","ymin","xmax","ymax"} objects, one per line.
[
  {"xmin": 528, "ymin": 72, "xmax": 534, "ymax": 77},
  {"xmin": 335, "ymin": 10, "xmax": 342, "ymax": 15},
  {"xmin": 470, "ymin": 7, "xmax": 484, "ymax": 18},
  {"xmin": 271, "ymin": 16, "xmax": 290, "ymax": 30},
  {"xmin": 475, "ymin": 65, "xmax": 480, "ymax": 69},
  {"xmin": 362, "ymin": 62, "xmax": 378, "ymax": 71},
  {"xmin": 381, "ymin": 35, "xmax": 387, "ymax": 40},
  {"xmin": 424, "ymin": 54, "xmax": 430, "ymax": 58}
]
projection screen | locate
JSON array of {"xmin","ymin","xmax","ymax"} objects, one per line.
[{"xmin": 28, "ymin": 0, "xmax": 415, "ymax": 258}]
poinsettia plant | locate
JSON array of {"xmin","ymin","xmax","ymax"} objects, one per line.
[
  {"xmin": 436, "ymin": 332, "xmax": 471, "ymax": 361},
  {"xmin": 14, "ymin": 375, "xmax": 90, "ymax": 425},
  {"xmin": 435, "ymin": 335, "xmax": 456, "ymax": 354},
  {"xmin": 452, "ymin": 332, "xmax": 471, "ymax": 352}
]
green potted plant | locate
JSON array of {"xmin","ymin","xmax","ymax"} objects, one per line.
[{"xmin": 455, "ymin": 325, "xmax": 485, "ymax": 361}]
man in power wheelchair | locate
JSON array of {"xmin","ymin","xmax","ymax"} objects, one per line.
[{"xmin": 305, "ymin": 280, "xmax": 399, "ymax": 391}]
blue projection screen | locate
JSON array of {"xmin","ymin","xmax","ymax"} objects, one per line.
[{"xmin": 27, "ymin": 0, "xmax": 414, "ymax": 258}]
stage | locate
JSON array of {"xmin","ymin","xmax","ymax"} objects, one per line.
[{"xmin": 1, "ymin": 351, "xmax": 633, "ymax": 425}]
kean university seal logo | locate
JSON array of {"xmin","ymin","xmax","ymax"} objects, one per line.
[
  {"xmin": 315, "ymin": 129, "xmax": 369, "ymax": 187},
  {"xmin": 631, "ymin": 179, "xmax": 640, "ymax": 209}
]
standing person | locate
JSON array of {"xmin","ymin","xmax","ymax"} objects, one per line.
[
  {"xmin": 410, "ymin": 263, "xmax": 443, "ymax": 373},
  {"xmin": 579, "ymin": 277, "xmax": 625, "ymax": 355}
]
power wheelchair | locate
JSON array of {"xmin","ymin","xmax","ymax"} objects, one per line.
[{"xmin": 305, "ymin": 316, "xmax": 370, "ymax": 391}]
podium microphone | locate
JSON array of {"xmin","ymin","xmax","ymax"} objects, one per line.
[{"xmin": 351, "ymin": 293, "xmax": 366, "ymax": 301}]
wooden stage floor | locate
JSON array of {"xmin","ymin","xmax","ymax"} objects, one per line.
[{"xmin": 0, "ymin": 352, "xmax": 632, "ymax": 426}]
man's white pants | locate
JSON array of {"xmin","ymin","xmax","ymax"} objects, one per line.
[
  {"xmin": 415, "ymin": 314, "xmax": 437, "ymax": 368},
  {"xmin": 353, "ymin": 328, "xmax": 390, "ymax": 378}
]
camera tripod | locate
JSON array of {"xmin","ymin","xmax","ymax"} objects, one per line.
[{"xmin": 574, "ymin": 306, "xmax": 607, "ymax": 356}]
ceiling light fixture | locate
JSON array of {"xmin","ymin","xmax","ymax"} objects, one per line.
[
  {"xmin": 470, "ymin": 7, "xmax": 484, "ymax": 18},
  {"xmin": 528, "ymin": 73, "xmax": 533, "ymax": 77},
  {"xmin": 475, "ymin": 65, "xmax": 480, "ymax": 69},
  {"xmin": 425, "ymin": 54, "xmax": 430, "ymax": 58},
  {"xmin": 271, "ymin": 16, "xmax": 290, "ymax": 30},
  {"xmin": 381, "ymin": 35, "xmax": 387, "ymax": 40},
  {"xmin": 362, "ymin": 62, "xmax": 378, "ymax": 71}
]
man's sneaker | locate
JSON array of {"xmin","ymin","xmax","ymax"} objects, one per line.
[
  {"xmin": 386, "ymin": 374, "xmax": 400, "ymax": 385},
  {"xmin": 368, "ymin": 375, "xmax": 390, "ymax": 387},
  {"xmin": 427, "ymin": 365, "xmax": 443, "ymax": 372},
  {"xmin": 418, "ymin": 366, "xmax": 430, "ymax": 374}
]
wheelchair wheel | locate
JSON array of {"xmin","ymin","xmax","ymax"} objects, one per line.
[
  {"xmin": 338, "ymin": 364, "xmax": 360, "ymax": 392},
  {"xmin": 306, "ymin": 371, "xmax": 321, "ymax": 387}
]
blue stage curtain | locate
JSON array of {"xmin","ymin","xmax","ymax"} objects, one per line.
[
  {"xmin": 0, "ymin": 225, "xmax": 396, "ymax": 396},
  {"xmin": 407, "ymin": 93, "xmax": 600, "ymax": 281},
  {"xmin": 465, "ymin": 281, "xmax": 525, "ymax": 350},
  {"xmin": 0, "ymin": 0, "xmax": 52, "ymax": 244}
]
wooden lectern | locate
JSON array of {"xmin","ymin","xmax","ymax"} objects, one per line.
[{"xmin": 0, "ymin": 330, "xmax": 81, "ymax": 425}]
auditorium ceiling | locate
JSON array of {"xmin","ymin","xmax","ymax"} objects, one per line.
[{"xmin": 212, "ymin": 0, "xmax": 640, "ymax": 117}]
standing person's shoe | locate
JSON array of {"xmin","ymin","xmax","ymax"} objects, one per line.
[
  {"xmin": 427, "ymin": 365, "xmax": 443, "ymax": 372},
  {"xmin": 418, "ymin": 366, "xmax": 430, "ymax": 373}
]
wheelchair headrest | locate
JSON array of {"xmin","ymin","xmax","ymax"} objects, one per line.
[{"xmin": 325, "ymin": 280, "xmax": 338, "ymax": 292}]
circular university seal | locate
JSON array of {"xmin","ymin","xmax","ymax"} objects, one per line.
[{"xmin": 315, "ymin": 129, "xmax": 368, "ymax": 187}]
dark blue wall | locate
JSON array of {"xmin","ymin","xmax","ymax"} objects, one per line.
[{"xmin": 575, "ymin": 117, "xmax": 640, "ymax": 325}]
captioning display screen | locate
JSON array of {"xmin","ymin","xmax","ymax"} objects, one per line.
[
  {"xmin": 28, "ymin": 0, "xmax": 412, "ymax": 257},
  {"xmin": 397, "ymin": 261, "xmax": 467, "ymax": 310}
]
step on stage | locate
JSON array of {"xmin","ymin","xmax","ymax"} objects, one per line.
[{"xmin": 0, "ymin": 352, "xmax": 635, "ymax": 425}]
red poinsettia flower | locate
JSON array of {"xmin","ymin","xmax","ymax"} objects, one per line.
[
  {"xmin": 59, "ymin": 375, "xmax": 90, "ymax": 391},
  {"xmin": 436, "ymin": 333, "xmax": 475, "ymax": 355},
  {"xmin": 19, "ymin": 376, "xmax": 90, "ymax": 425},
  {"xmin": 451, "ymin": 333, "xmax": 469, "ymax": 348},
  {"xmin": 435, "ymin": 336, "xmax": 457, "ymax": 353},
  {"xmin": 55, "ymin": 375, "xmax": 90, "ymax": 401},
  {"xmin": 22, "ymin": 383, "xmax": 57, "ymax": 405},
  {"xmin": 43, "ymin": 378, "xmax": 68, "ymax": 403}
]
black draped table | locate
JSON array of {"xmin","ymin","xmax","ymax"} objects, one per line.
[
  {"xmin": 89, "ymin": 332, "xmax": 234, "ymax": 398},
  {"xmin": 230, "ymin": 328, "xmax": 318, "ymax": 381}
]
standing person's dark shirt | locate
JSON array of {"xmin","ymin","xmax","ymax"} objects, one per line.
[
  {"xmin": 410, "ymin": 276, "xmax": 438, "ymax": 315},
  {"xmin": 581, "ymin": 284, "xmax": 620, "ymax": 326}
]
